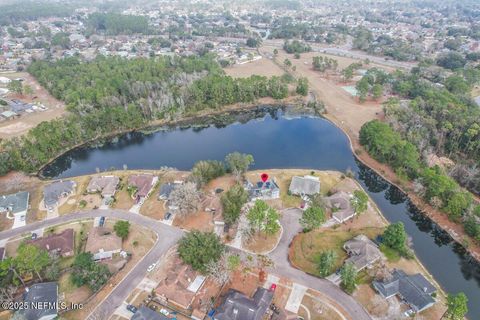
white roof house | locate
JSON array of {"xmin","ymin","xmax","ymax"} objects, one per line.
[{"xmin": 289, "ymin": 175, "xmax": 321, "ymax": 196}]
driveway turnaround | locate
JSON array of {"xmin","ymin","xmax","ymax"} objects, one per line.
[
  {"xmin": 0, "ymin": 209, "xmax": 184, "ymax": 320},
  {"xmin": 268, "ymin": 208, "xmax": 372, "ymax": 320}
]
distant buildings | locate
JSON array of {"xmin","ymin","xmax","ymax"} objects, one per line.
[
  {"xmin": 214, "ymin": 287, "xmax": 274, "ymax": 320},
  {"xmin": 288, "ymin": 175, "xmax": 321, "ymax": 196},
  {"xmin": 373, "ymin": 269, "xmax": 437, "ymax": 313},
  {"xmin": 43, "ymin": 180, "xmax": 76, "ymax": 211}
]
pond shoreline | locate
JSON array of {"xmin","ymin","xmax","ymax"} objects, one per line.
[
  {"xmin": 35, "ymin": 96, "xmax": 306, "ymax": 179},
  {"xmin": 322, "ymin": 112, "xmax": 480, "ymax": 264}
]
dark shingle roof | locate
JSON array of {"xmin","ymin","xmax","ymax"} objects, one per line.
[
  {"xmin": 373, "ymin": 269, "xmax": 437, "ymax": 312},
  {"xmin": 131, "ymin": 306, "xmax": 170, "ymax": 320},
  {"xmin": 0, "ymin": 191, "xmax": 29, "ymax": 214},
  {"xmin": 44, "ymin": 180, "xmax": 75, "ymax": 207},
  {"xmin": 18, "ymin": 282, "xmax": 58, "ymax": 320},
  {"xmin": 214, "ymin": 287, "xmax": 274, "ymax": 320}
]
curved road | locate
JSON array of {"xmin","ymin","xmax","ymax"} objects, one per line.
[
  {"xmin": 0, "ymin": 209, "xmax": 371, "ymax": 320},
  {"xmin": 269, "ymin": 208, "xmax": 371, "ymax": 320},
  {"xmin": 0, "ymin": 209, "xmax": 184, "ymax": 320}
]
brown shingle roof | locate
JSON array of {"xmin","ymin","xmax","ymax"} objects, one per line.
[
  {"xmin": 27, "ymin": 229, "xmax": 75, "ymax": 257},
  {"xmin": 85, "ymin": 227, "xmax": 122, "ymax": 254},
  {"xmin": 87, "ymin": 176, "xmax": 120, "ymax": 197},
  {"xmin": 128, "ymin": 174, "xmax": 155, "ymax": 198}
]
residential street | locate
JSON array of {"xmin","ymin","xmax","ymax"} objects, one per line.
[
  {"xmin": 0, "ymin": 209, "xmax": 184, "ymax": 320},
  {"xmin": 0, "ymin": 208, "xmax": 371, "ymax": 320},
  {"xmin": 268, "ymin": 208, "xmax": 372, "ymax": 320}
]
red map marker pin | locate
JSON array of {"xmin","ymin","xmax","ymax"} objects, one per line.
[{"xmin": 261, "ymin": 173, "xmax": 269, "ymax": 182}]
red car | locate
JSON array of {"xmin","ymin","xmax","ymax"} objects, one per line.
[{"xmin": 270, "ymin": 283, "xmax": 277, "ymax": 291}]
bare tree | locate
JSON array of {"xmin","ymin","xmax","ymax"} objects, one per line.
[
  {"xmin": 0, "ymin": 286, "xmax": 17, "ymax": 303},
  {"xmin": 168, "ymin": 182, "xmax": 201, "ymax": 217}
]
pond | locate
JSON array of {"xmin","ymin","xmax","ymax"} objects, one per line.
[{"xmin": 42, "ymin": 106, "xmax": 480, "ymax": 318}]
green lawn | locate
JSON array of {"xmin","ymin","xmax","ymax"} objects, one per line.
[{"xmin": 290, "ymin": 227, "xmax": 384, "ymax": 277}]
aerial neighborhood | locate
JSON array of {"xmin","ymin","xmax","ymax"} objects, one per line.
[{"xmin": 0, "ymin": 0, "xmax": 478, "ymax": 320}]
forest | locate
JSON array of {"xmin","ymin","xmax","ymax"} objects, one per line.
[
  {"xmin": 85, "ymin": 13, "xmax": 150, "ymax": 36},
  {"xmin": 0, "ymin": 55, "xmax": 290, "ymax": 175}
]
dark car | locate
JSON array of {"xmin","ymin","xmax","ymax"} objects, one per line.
[
  {"xmin": 164, "ymin": 212, "xmax": 172, "ymax": 220},
  {"xmin": 31, "ymin": 233, "xmax": 37, "ymax": 240},
  {"xmin": 126, "ymin": 305, "xmax": 138, "ymax": 313},
  {"xmin": 99, "ymin": 216, "xmax": 105, "ymax": 226}
]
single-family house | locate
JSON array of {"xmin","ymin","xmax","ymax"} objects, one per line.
[
  {"xmin": 214, "ymin": 287, "xmax": 274, "ymax": 320},
  {"xmin": 245, "ymin": 179, "xmax": 280, "ymax": 201},
  {"xmin": 325, "ymin": 191, "xmax": 355, "ymax": 223},
  {"xmin": 158, "ymin": 182, "xmax": 176, "ymax": 200},
  {"xmin": 373, "ymin": 269, "xmax": 437, "ymax": 313},
  {"xmin": 131, "ymin": 306, "xmax": 170, "ymax": 320},
  {"xmin": 155, "ymin": 255, "xmax": 207, "ymax": 310},
  {"xmin": 85, "ymin": 227, "xmax": 122, "ymax": 261},
  {"xmin": 0, "ymin": 191, "xmax": 29, "ymax": 220},
  {"xmin": 87, "ymin": 175, "xmax": 120, "ymax": 198},
  {"xmin": 0, "ymin": 110, "xmax": 18, "ymax": 120},
  {"xmin": 343, "ymin": 235, "xmax": 383, "ymax": 271},
  {"xmin": 128, "ymin": 174, "xmax": 158, "ymax": 204},
  {"xmin": 16, "ymin": 282, "xmax": 58, "ymax": 320},
  {"xmin": 27, "ymin": 229, "xmax": 75, "ymax": 257},
  {"xmin": 43, "ymin": 180, "xmax": 76, "ymax": 211},
  {"xmin": 288, "ymin": 175, "xmax": 320, "ymax": 196}
]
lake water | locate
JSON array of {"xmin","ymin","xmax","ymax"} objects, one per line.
[{"xmin": 42, "ymin": 106, "xmax": 480, "ymax": 318}]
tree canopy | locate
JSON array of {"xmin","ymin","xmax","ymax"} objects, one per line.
[
  {"xmin": 177, "ymin": 231, "xmax": 225, "ymax": 273},
  {"xmin": 221, "ymin": 184, "xmax": 249, "ymax": 225}
]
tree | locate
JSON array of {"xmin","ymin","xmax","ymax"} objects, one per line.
[
  {"xmin": 351, "ymin": 190, "xmax": 368, "ymax": 214},
  {"xmin": 317, "ymin": 250, "xmax": 337, "ymax": 277},
  {"xmin": 225, "ymin": 152, "xmax": 254, "ymax": 180},
  {"xmin": 296, "ymin": 77, "xmax": 309, "ymax": 96},
  {"xmin": 340, "ymin": 262, "xmax": 357, "ymax": 294},
  {"xmin": 356, "ymin": 77, "xmax": 369, "ymax": 102},
  {"xmin": 444, "ymin": 192, "xmax": 472, "ymax": 222},
  {"xmin": 273, "ymin": 49, "xmax": 278, "ymax": 55},
  {"xmin": 372, "ymin": 83, "xmax": 383, "ymax": 100},
  {"xmin": 113, "ymin": 220, "xmax": 130, "ymax": 240},
  {"xmin": 71, "ymin": 252, "xmax": 110, "ymax": 291},
  {"xmin": 15, "ymin": 244, "xmax": 51, "ymax": 281},
  {"xmin": 7, "ymin": 80, "xmax": 23, "ymax": 95},
  {"xmin": 436, "ymin": 52, "xmax": 466, "ymax": 70},
  {"xmin": 283, "ymin": 58, "xmax": 292, "ymax": 69},
  {"xmin": 178, "ymin": 231, "xmax": 225, "ymax": 273},
  {"xmin": 246, "ymin": 200, "xmax": 280, "ymax": 235},
  {"xmin": 445, "ymin": 75, "xmax": 469, "ymax": 95},
  {"xmin": 168, "ymin": 182, "xmax": 201, "ymax": 217},
  {"xmin": 191, "ymin": 160, "xmax": 225, "ymax": 185},
  {"xmin": 383, "ymin": 222, "xmax": 407, "ymax": 252},
  {"xmin": 299, "ymin": 206, "xmax": 326, "ymax": 232},
  {"xmin": 246, "ymin": 37, "xmax": 260, "ymax": 48},
  {"xmin": 23, "ymin": 84, "xmax": 34, "ymax": 96},
  {"xmin": 444, "ymin": 292, "xmax": 468, "ymax": 320},
  {"xmin": 221, "ymin": 184, "xmax": 248, "ymax": 225}
]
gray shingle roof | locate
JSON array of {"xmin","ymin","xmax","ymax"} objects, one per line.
[
  {"xmin": 0, "ymin": 191, "xmax": 29, "ymax": 214},
  {"xmin": 344, "ymin": 235, "xmax": 383, "ymax": 271},
  {"xmin": 214, "ymin": 287, "xmax": 274, "ymax": 320},
  {"xmin": 373, "ymin": 269, "xmax": 437, "ymax": 312},
  {"xmin": 131, "ymin": 306, "xmax": 170, "ymax": 320},
  {"xmin": 18, "ymin": 282, "xmax": 58, "ymax": 320},
  {"xmin": 44, "ymin": 180, "xmax": 76, "ymax": 207},
  {"xmin": 288, "ymin": 176, "xmax": 320, "ymax": 195}
]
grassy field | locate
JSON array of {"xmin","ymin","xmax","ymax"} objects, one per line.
[
  {"xmin": 243, "ymin": 229, "xmax": 281, "ymax": 254},
  {"xmin": 289, "ymin": 227, "xmax": 384, "ymax": 277}
]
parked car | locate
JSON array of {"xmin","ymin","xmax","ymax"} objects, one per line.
[
  {"xmin": 99, "ymin": 216, "xmax": 105, "ymax": 226},
  {"xmin": 164, "ymin": 212, "xmax": 172, "ymax": 220},
  {"xmin": 126, "ymin": 305, "xmax": 138, "ymax": 313},
  {"xmin": 270, "ymin": 283, "xmax": 277, "ymax": 291},
  {"xmin": 147, "ymin": 263, "xmax": 156, "ymax": 272},
  {"xmin": 31, "ymin": 233, "xmax": 37, "ymax": 240}
]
